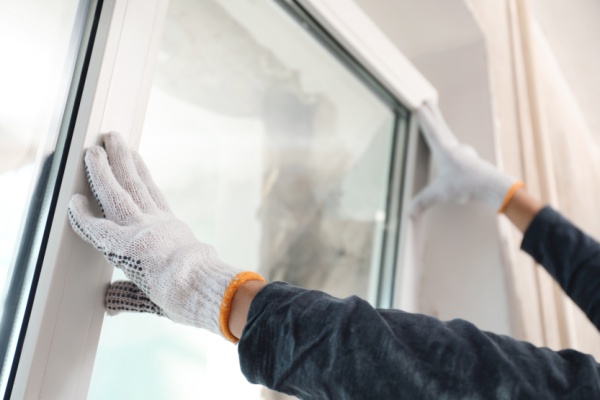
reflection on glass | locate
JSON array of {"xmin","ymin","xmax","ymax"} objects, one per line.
[
  {"xmin": 89, "ymin": 0, "xmax": 401, "ymax": 399},
  {"xmin": 0, "ymin": 0, "xmax": 89, "ymax": 390}
]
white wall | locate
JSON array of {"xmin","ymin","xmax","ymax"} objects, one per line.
[
  {"xmin": 531, "ymin": 0, "xmax": 600, "ymax": 143},
  {"xmin": 355, "ymin": 0, "xmax": 514, "ymax": 336}
]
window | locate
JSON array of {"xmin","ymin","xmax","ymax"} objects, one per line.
[
  {"xmin": 0, "ymin": 0, "xmax": 94, "ymax": 394},
  {"xmin": 88, "ymin": 0, "xmax": 408, "ymax": 398},
  {"xmin": 6, "ymin": 0, "xmax": 434, "ymax": 397}
]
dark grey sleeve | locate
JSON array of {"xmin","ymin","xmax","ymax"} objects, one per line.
[
  {"xmin": 238, "ymin": 282, "xmax": 600, "ymax": 399},
  {"xmin": 521, "ymin": 206, "xmax": 600, "ymax": 330}
]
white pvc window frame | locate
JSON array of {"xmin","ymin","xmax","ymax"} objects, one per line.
[{"xmin": 8, "ymin": 0, "xmax": 436, "ymax": 398}]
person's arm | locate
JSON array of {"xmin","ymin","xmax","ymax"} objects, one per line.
[
  {"xmin": 519, "ymin": 204, "xmax": 600, "ymax": 330},
  {"xmin": 229, "ymin": 185, "xmax": 600, "ymax": 342},
  {"xmin": 501, "ymin": 188, "xmax": 600, "ymax": 329},
  {"xmin": 229, "ymin": 280, "xmax": 267, "ymax": 339},
  {"xmin": 238, "ymin": 282, "xmax": 600, "ymax": 399},
  {"xmin": 414, "ymin": 102, "xmax": 600, "ymax": 331},
  {"xmin": 501, "ymin": 187, "xmax": 543, "ymax": 233}
]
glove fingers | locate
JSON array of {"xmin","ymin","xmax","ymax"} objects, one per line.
[
  {"xmin": 102, "ymin": 132, "xmax": 160, "ymax": 213},
  {"xmin": 417, "ymin": 102, "xmax": 460, "ymax": 155},
  {"xmin": 411, "ymin": 180, "xmax": 448, "ymax": 217},
  {"xmin": 131, "ymin": 150, "xmax": 172, "ymax": 213},
  {"xmin": 84, "ymin": 145, "xmax": 141, "ymax": 223},
  {"xmin": 105, "ymin": 280, "xmax": 165, "ymax": 316},
  {"xmin": 68, "ymin": 194, "xmax": 121, "ymax": 251}
]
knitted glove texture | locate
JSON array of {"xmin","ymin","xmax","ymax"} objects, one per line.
[
  {"xmin": 68, "ymin": 132, "xmax": 237, "ymax": 335},
  {"xmin": 412, "ymin": 103, "xmax": 520, "ymax": 216},
  {"xmin": 105, "ymin": 280, "xmax": 165, "ymax": 317}
]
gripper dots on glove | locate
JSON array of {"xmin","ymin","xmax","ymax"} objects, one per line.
[{"xmin": 106, "ymin": 280, "xmax": 165, "ymax": 316}]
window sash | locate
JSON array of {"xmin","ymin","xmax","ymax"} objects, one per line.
[{"xmin": 8, "ymin": 0, "xmax": 435, "ymax": 398}]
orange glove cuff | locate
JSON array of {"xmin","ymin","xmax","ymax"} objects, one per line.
[
  {"xmin": 218, "ymin": 271, "xmax": 266, "ymax": 343},
  {"xmin": 497, "ymin": 181, "xmax": 525, "ymax": 214}
]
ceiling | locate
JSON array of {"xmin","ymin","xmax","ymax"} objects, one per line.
[{"xmin": 354, "ymin": 0, "xmax": 600, "ymax": 142}]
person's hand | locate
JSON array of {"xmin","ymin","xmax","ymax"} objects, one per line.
[
  {"xmin": 68, "ymin": 133, "xmax": 263, "ymax": 342},
  {"xmin": 411, "ymin": 102, "xmax": 523, "ymax": 216}
]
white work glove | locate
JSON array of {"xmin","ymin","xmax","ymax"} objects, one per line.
[
  {"xmin": 411, "ymin": 103, "xmax": 523, "ymax": 216},
  {"xmin": 68, "ymin": 132, "xmax": 263, "ymax": 342}
]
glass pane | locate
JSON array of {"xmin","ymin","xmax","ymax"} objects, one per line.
[
  {"xmin": 0, "ymin": 0, "xmax": 91, "ymax": 392},
  {"xmin": 89, "ymin": 0, "xmax": 404, "ymax": 398}
]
